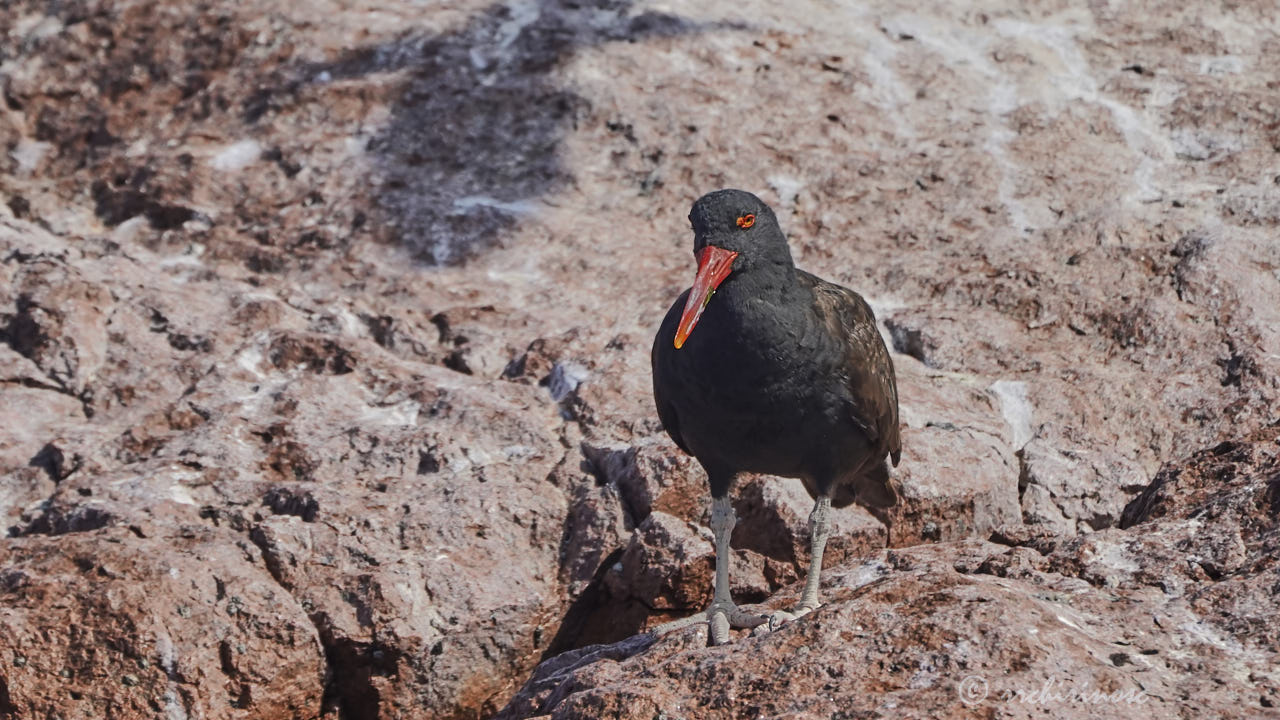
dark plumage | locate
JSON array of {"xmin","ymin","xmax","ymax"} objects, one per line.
[{"xmin": 650, "ymin": 188, "xmax": 901, "ymax": 643}]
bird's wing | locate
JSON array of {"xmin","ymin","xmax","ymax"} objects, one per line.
[
  {"xmin": 801, "ymin": 271, "xmax": 902, "ymax": 466},
  {"xmin": 651, "ymin": 289, "xmax": 692, "ymax": 454}
]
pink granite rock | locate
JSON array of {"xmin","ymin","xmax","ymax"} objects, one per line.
[{"xmin": 2, "ymin": 0, "xmax": 1279, "ymax": 717}]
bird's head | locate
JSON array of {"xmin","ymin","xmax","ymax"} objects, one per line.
[{"xmin": 675, "ymin": 189, "xmax": 793, "ymax": 349}]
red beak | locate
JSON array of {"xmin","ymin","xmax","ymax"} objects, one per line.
[{"xmin": 674, "ymin": 246, "xmax": 739, "ymax": 349}]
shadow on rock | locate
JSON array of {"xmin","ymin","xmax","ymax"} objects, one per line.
[{"xmin": 273, "ymin": 0, "xmax": 730, "ymax": 265}]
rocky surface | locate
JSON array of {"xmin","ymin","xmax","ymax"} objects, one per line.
[
  {"xmin": 499, "ymin": 424, "xmax": 1280, "ymax": 718},
  {"xmin": 1, "ymin": 0, "xmax": 1277, "ymax": 718}
]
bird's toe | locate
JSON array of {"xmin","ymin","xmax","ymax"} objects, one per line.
[
  {"xmin": 747, "ymin": 609, "xmax": 794, "ymax": 635},
  {"xmin": 792, "ymin": 602, "xmax": 820, "ymax": 618},
  {"xmin": 724, "ymin": 605, "xmax": 767, "ymax": 629},
  {"xmin": 709, "ymin": 608, "xmax": 732, "ymax": 645},
  {"xmin": 749, "ymin": 603, "xmax": 823, "ymax": 636},
  {"xmin": 649, "ymin": 608, "xmax": 710, "ymax": 638}
]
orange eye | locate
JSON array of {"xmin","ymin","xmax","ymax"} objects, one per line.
[{"xmin": 736, "ymin": 214, "xmax": 756, "ymax": 229}]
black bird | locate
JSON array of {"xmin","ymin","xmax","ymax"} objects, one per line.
[{"xmin": 651, "ymin": 189, "xmax": 901, "ymax": 644}]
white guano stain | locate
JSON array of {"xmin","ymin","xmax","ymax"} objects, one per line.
[{"xmin": 988, "ymin": 380, "xmax": 1033, "ymax": 450}]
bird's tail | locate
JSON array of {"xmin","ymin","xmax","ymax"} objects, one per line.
[{"xmin": 832, "ymin": 458, "xmax": 899, "ymax": 509}]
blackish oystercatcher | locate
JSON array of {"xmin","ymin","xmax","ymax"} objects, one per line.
[{"xmin": 650, "ymin": 189, "xmax": 901, "ymax": 644}]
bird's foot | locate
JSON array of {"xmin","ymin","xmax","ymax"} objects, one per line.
[
  {"xmin": 793, "ymin": 600, "xmax": 820, "ymax": 617},
  {"xmin": 651, "ymin": 600, "xmax": 766, "ymax": 645},
  {"xmin": 753, "ymin": 602, "xmax": 822, "ymax": 635}
]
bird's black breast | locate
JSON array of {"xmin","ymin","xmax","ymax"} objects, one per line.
[{"xmin": 652, "ymin": 277, "xmax": 872, "ymax": 483}]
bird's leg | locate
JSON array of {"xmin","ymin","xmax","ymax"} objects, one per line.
[
  {"xmin": 759, "ymin": 494, "xmax": 834, "ymax": 634},
  {"xmin": 709, "ymin": 493, "xmax": 735, "ymax": 604},
  {"xmin": 796, "ymin": 494, "xmax": 832, "ymax": 614},
  {"xmin": 765, "ymin": 492, "xmax": 833, "ymax": 632},
  {"xmin": 651, "ymin": 494, "xmax": 765, "ymax": 644}
]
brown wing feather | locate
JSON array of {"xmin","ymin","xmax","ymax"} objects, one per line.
[{"xmin": 801, "ymin": 271, "xmax": 902, "ymax": 467}]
